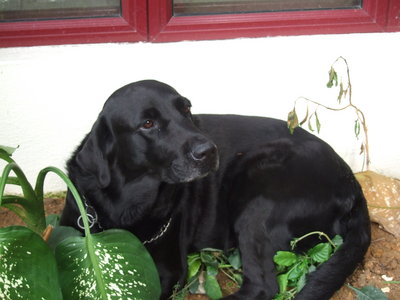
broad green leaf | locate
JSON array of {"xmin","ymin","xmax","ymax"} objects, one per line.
[
  {"xmin": 287, "ymin": 259, "xmax": 308, "ymax": 282},
  {"xmin": 307, "ymin": 243, "xmax": 332, "ymax": 263},
  {"xmin": 276, "ymin": 273, "xmax": 289, "ymax": 293},
  {"xmin": 47, "ymin": 225, "xmax": 82, "ymax": 252},
  {"xmin": 204, "ymin": 273, "xmax": 223, "ymax": 300},
  {"xmin": 188, "ymin": 275, "xmax": 200, "ymax": 294},
  {"xmin": 233, "ymin": 273, "xmax": 243, "ymax": 286},
  {"xmin": 187, "ymin": 253, "xmax": 202, "ymax": 279},
  {"xmin": 55, "ymin": 229, "xmax": 161, "ymax": 300},
  {"xmin": 272, "ymin": 293, "xmax": 286, "ymax": 300},
  {"xmin": 348, "ymin": 285, "xmax": 389, "ymax": 300},
  {"xmin": 0, "ymin": 226, "xmax": 62, "ymax": 300},
  {"xmin": 46, "ymin": 214, "xmax": 61, "ymax": 227},
  {"xmin": 274, "ymin": 251, "xmax": 298, "ymax": 267},
  {"xmin": 200, "ymin": 251, "xmax": 219, "ymax": 267},
  {"xmin": 287, "ymin": 108, "xmax": 299, "ymax": 134},
  {"xmin": 207, "ymin": 265, "xmax": 219, "ymax": 277},
  {"xmin": 228, "ymin": 248, "xmax": 242, "ymax": 270}
]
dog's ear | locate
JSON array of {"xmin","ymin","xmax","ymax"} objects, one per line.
[{"xmin": 75, "ymin": 116, "xmax": 113, "ymax": 188}]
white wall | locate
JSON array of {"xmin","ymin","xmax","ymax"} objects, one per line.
[{"xmin": 1, "ymin": 32, "xmax": 399, "ymax": 192}]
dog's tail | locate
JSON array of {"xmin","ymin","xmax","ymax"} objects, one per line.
[{"xmin": 295, "ymin": 183, "xmax": 371, "ymax": 300}]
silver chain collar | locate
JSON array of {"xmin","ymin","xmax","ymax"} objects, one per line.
[
  {"xmin": 143, "ymin": 217, "xmax": 172, "ymax": 244},
  {"xmin": 76, "ymin": 195, "xmax": 172, "ymax": 245}
]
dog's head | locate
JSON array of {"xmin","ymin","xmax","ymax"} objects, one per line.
[{"xmin": 75, "ymin": 80, "xmax": 219, "ymax": 187}]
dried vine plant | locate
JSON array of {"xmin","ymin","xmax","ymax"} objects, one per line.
[{"xmin": 287, "ymin": 56, "xmax": 370, "ymax": 170}]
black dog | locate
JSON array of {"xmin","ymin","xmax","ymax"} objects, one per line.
[{"xmin": 60, "ymin": 80, "xmax": 371, "ymax": 299}]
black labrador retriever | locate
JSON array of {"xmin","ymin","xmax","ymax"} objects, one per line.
[{"xmin": 60, "ymin": 80, "xmax": 371, "ymax": 299}]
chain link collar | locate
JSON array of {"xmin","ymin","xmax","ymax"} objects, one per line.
[
  {"xmin": 143, "ymin": 217, "xmax": 172, "ymax": 244},
  {"xmin": 76, "ymin": 194, "xmax": 172, "ymax": 245}
]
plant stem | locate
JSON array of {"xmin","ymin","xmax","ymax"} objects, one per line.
[
  {"xmin": 291, "ymin": 231, "xmax": 337, "ymax": 251},
  {"xmin": 294, "ymin": 56, "xmax": 370, "ymax": 170},
  {"xmin": 35, "ymin": 166, "xmax": 92, "ymax": 237}
]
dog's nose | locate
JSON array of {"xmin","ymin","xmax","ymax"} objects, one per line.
[{"xmin": 191, "ymin": 141, "xmax": 217, "ymax": 161}]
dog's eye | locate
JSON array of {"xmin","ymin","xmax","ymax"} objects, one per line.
[
  {"xmin": 183, "ymin": 106, "xmax": 191, "ymax": 114},
  {"xmin": 142, "ymin": 120, "xmax": 154, "ymax": 129}
]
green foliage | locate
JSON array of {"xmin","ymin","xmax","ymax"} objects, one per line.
[
  {"xmin": 347, "ymin": 285, "xmax": 389, "ymax": 300},
  {"xmin": 56, "ymin": 230, "xmax": 160, "ymax": 299},
  {"xmin": 0, "ymin": 226, "xmax": 62, "ymax": 299},
  {"xmin": 0, "ymin": 146, "xmax": 161, "ymax": 299},
  {"xmin": 0, "ymin": 146, "xmax": 46, "ymax": 235},
  {"xmin": 172, "ymin": 248, "xmax": 242, "ymax": 299},
  {"xmin": 273, "ymin": 232, "xmax": 343, "ymax": 300}
]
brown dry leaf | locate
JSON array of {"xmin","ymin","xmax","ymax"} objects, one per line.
[{"xmin": 355, "ymin": 171, "xmax": 400, "ymax": 237}]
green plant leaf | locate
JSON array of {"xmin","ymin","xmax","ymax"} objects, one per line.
[
  {"xmin": 332, "ymin": 235, "xmax": 343, "ymax": 250},
  {"xmin": 46, "ymin": 214, "xmax": 61, "ymax": 227},
  {"xmin": 315, "ymin": 111, "xmax": 321, "ymax": 133},
  {"xmin": 187, "ymin": 253, "xmax": 202, "ymax": 279},
  {"xmin": 307, "ymin": 243, "xmax": 332, "ymax": 263},
  {"xmin": 276, "ymin": 273, "xmax": 289, "ymax": 293},
  {"xmin": 287, "ymin": 108, "xmax": 299, "ymax": 134},
  {"xmin": 55, "ymin": 229, "xmax": 161, "ymax": 300},
  {"xmin": 228, "ymin": 248, "xmax": 242, "ymax": 270},
  {"xmin": 0, "ymin": 162, "xmax": 46, "ymax": 234},
  {"xmin": 296, "ymin": 273, "xmax": 307, "ymax": 293},
  {"xmin": 307, "ymin": 114, "xmax": 315, "ymax": 132},
  {"xmin": 207, "ymin": 264, "xmax": 219, "ymax": 277},
  {"xmin": 201, "ymin": 251, "xmax": 219, "ymax": 267},
  {"xmin": 0, "ymin": 226, "xmax": 62, "ymax": 300},
  {"xmin": 47, "ymin": 225, "xmax": 82, "ymax": 252},
  {"xmin": 233, "ymin": 273, "xmax": 243, "ymax": 286},
  {"xmin": 338, "ymin": 82, "xmax": 344, "ymax": 103},
  {"xmin": 0, "ymin": 145, "xmax": 18, "ymax": 156},
  {"xmin": 354, "ymin": 119, "xmax": 361, "ymax": 139},
  {"xmin": 274, "ymin": 251, "xmax": 298, "ymax": 267},
  {"xmin": 348, "ymin": 285, "xmax": 389, "ymax": 300},
  {"xmin": 204, "ymin": 273, "xmax": 223, "ymax": 300},
  {"xmin": 187, "ymin": 275, "xmax": 200, "ymax": 294},
  {"xmin": 327, "ymin": 67, "xmax": 338, "ymax": 88},
  {"xmin": 287, "ymin": 259, "xmax": 309, "ymax": 282}
]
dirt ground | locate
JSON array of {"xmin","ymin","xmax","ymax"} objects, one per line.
[{"xmin": 1, "ymin": 198, "xmax": 399, "ymax": 299}]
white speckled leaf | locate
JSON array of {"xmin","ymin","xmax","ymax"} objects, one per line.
[
  {"xmin": 0, "ymin": 226, "xmax": 62, "ymax": 300},
  {"xmin": 55, "ymin": 229, "xmax": 161, "ymax": 300}
]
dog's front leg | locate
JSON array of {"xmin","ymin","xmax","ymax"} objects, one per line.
[{"xmin": 224, "ymin": 198, "xmax": 279, "ymax": 300}]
